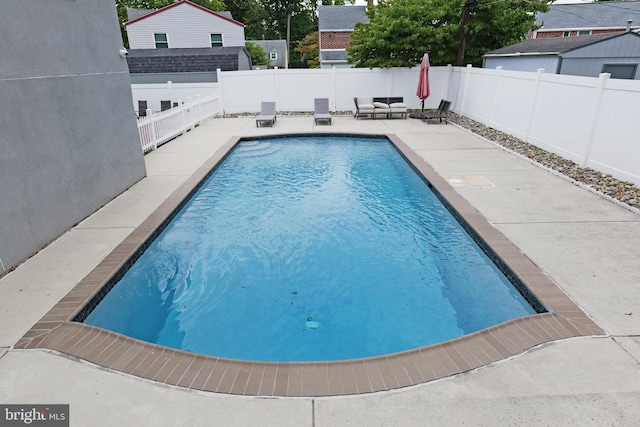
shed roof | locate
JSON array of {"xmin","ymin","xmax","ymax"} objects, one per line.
[
  {"xmin": 485, "ymin": 32, "xmax": 629, "ymax": 56},
  {"xmin": 124, "ymin": 0, "xmax": 242, "ymax": 28},
  {"xmin": 126, "ymin": 47, "xmax": 247, "ymax": 73},
  {"xmin": 320, "ymin": 51, "xmax": 348, "ymax": 61},
  {"xmin": 536, "ymin": 1, "xmax": 640, "ymax": 30},
  {"xmin": 251, "ymin": 40, "xmax": 287, "ymax": 53},
  {"xmin": 319, "ymin": 6, "xmax": 368, "ymax": 31}
]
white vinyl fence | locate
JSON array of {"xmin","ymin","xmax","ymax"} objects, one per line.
[
  {"xmin": 136, "ymin": 94, "xmax": 221, "ymax": 152},
  {"xmin": 131, "ymin": 66, "xmax": 640, "ymax": 185}
]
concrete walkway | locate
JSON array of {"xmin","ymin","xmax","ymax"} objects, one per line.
[{"xmin": 1, "ymin": 116, "xmax": 639, "ymax": 426}]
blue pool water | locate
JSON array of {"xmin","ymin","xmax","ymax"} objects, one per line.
[{"xmin": 84, "ymin": 136, "xmax": 536, "ymax": 361}]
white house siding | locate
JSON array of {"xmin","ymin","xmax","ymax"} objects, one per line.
[{"xmin": 127, "ymin": 2, "xmax": 245, "ymax": 49}]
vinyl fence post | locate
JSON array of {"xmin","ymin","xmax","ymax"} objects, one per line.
[
  {"xmin": 582, "ymin": 72, "xmax": 610, "ymax": 167},
  {"xmin": 178, "ymin": 99, "xmax": 187, "ymax": 135},
  {"xmin": 196, "ymin": 94, "xmax": 203, "ymax": 125},
  {"xmin": 524, "ymin": 68, "xmax": 545, "ymax": 143},
  {"xmin": 147, "ymin": 108, "xmax": 157, "ymax": 150}
]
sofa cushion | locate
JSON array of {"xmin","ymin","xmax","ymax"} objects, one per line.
[
  {"xmin": 389, "ymin": 102, "xmax": 407, "ymax": 108},
  {"xmin": 373, "ymin": 101, "xmax": 390, "ymax": 109},
  {"xmin": 356, "ymin": 96, "xmax": 374, "ymax": 105},
  {"xmin": 358, "ymin": 103, "xmax": 375, "ymax": 110}
]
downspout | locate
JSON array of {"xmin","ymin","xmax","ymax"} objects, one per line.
[{"xmin": 556, "ymin": 56, "xmax": 563, "ymax": 74}]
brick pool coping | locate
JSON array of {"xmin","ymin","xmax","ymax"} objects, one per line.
[{"xmin": 16, "ymin": 133, "xmax": 604, "ymax": 397}]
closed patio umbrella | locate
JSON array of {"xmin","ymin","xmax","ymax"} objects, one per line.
[
  {"xmin": 411, "ymin": 53, "xmax": 431, "ymax": 119},
  {"xmin": 417, "ymin": 53, "xmax": 431, "ymax": 109}
]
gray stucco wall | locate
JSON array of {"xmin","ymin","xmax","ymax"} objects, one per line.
[{"xmin": 0, "ymin": 1, "xmax": 146, "ymax": 275}]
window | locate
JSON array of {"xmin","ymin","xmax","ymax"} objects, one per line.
[
  {"xmin": 154, "ymin": 33, "xmax": 168, "ymax": 48},
  {"xmin": 210, "ymin": 34, "xmax": 223, "ymax": 47},
  {"xmin": 563, "ymin": 31, "xmax": 570, "ymax": 37},
  {"xmin": 577, "ymin": 30, "xmax": 591, "ymax": 36},
  {"xmin": 270, "ymin": 51, "xmax": 277, "ymax": 60},
  {"xmin": 602, "ymin": 63, "xmax": 637, "ymax": 79}
]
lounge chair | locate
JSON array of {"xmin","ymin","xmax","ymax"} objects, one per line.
[
  {"xmin": 314, "ymin": 98, "xmax": 332, "ymax": 125},
  {"xmin": 422, "ymin": 100, "xmax": 451, "ymax": 124},
  {"xmin": 256, "ymin": 101, "xmax": 277, "ymax": 127}
]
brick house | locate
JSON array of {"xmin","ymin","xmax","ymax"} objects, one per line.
[
  {"xmin": 318, "ymin": 5, "xmax": 369, "ymax": 68},
  {"xmin": 532, "ymin": 1, "xmax": 640, "ymax": 39}
]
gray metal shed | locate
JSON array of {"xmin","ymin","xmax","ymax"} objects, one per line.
[{"xmin": 483, "ymin": 32, "xmax": 640, "ymax": 79}]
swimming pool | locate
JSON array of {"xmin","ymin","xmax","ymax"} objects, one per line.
[
  {"xmin": 18, "ymin": 132, "xmax": 602, "ymax": 397},
  {"xmin": 82, "ymin": 135, "xmax": 537, "ymax": 361}
]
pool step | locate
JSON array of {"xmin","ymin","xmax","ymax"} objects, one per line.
[{"xmin": 235, "ymin": 141, "xmax": 281, "ymax": 157}]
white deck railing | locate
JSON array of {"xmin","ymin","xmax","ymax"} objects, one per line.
[{"xmin": 136, "ymin": 94, "xmax": 221, "ymax": 153}]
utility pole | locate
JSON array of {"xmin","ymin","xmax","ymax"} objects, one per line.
[
  {"xmin": 457, "ymin": 0, "xmax": 476, "ymax": 66},
  {"xmin": 287, "ymin": 12, "xmax": 291, "ymax": 69}
]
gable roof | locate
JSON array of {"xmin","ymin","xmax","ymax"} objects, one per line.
[
  {"xmin": 536, "ymin": 1, "xmax": 640, "ymax": 30},
  {"xmin": 319, "ymin": 6, "xmax": 369, "ymax": 31},
  {"xmin": 320, "ymin": 51, "xmax": 348, "ymax": 62},
  {"xmin": 126, "ymin": 8, "xmax": 154, "ymax": 21},
  {"xmin": 125, "ymin": 0, "xmax": 243, "ymax": 28},
  {"xmin": 251, "ymin": 40, "xmax": 287, "ymax": 53},
  {"xmin": 249, "ymin": 40, "xmax": 288, "ymax": 67},
  {"xmin": 126, "ymin": 47, "xmax": 248, "ymax": 73},
  {"xmin": 484, "ymin": 32, "xmax": 632, "ymax": 56}
]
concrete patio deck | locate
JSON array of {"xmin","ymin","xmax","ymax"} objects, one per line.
[{"xmin": 1, "ymin": 116, "xmax": 639, "ymax": 426}]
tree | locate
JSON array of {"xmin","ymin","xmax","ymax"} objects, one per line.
[
  {"xmin": 223, "ymin": 0, "xmax": 269, "ymax": 40},
  {"xmin": 348, "ymin": 0, "xmax": 461, "ymax": 68},
  {"xmin": 261, "ymin": 0, "xmax": 318, "ymax": 68},
  {"xmin": 462, "ymin": 0, "xmax": 549, "ymax": 66},
  {"xmin": 245, "ymin": 41, "xmax": 270, "ymax": 66},
  {"xmin": 347, "ymin": 0, "xmax": 549, "ymax": 68},
  {"xmin": 295, "ymin": 31, "xmax": 320, "ymax": 68}
]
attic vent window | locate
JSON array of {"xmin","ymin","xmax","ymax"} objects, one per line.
[
  {"xmin": 154, "ymin": 33, "xmax": 168, "ymax": 48},
  {"xmin": 211, "ymin": 34, "xmax": 223, "ymax": 47},
  {"xmin": 270, "ymin": 51, "xmax": 277, "ymax": 60}
]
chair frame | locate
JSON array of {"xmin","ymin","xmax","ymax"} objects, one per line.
[{"xmin": 422, "ymin": 100, "xmax": 451, "ymax": 124}]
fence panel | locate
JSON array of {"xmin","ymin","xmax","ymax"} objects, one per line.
[
  {"xmin": 136, "ymin": 94, "xmax": 220, "ymax": 153},
  {"xmin": 134, "ymin": 67, "xmax": 640, "ymax": 185}
]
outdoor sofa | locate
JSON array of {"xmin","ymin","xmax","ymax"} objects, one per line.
[{"xmin": 353, "ymin": 96, "xmax": 408, "ymax": 119}]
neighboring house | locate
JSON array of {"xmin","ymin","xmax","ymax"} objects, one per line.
[
  {"xmin": 125, "ymin": 0, "xmax": 251, "ymax": 84},
  {"xmin": 318, "ymin": 5, "xmax": 369, "ymax": 69},
  {"xmin": 483, "ymin": 31, "xmax": 640, "ymax": 79},
  {"xmin": 250, "ymin": 40, "xmax": 288, "ymax": 69},
  {"xmin": 125, "ymin": 0, "xmax": 245, "ymax": 48},
  {"xmin": 532, "ymin": 1, "xmax": 640, "ymax": 39}
]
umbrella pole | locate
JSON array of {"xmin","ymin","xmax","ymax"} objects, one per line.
[{"xmin": 421, "ymin": 99, "xmax": 425, "ymax": 112}]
